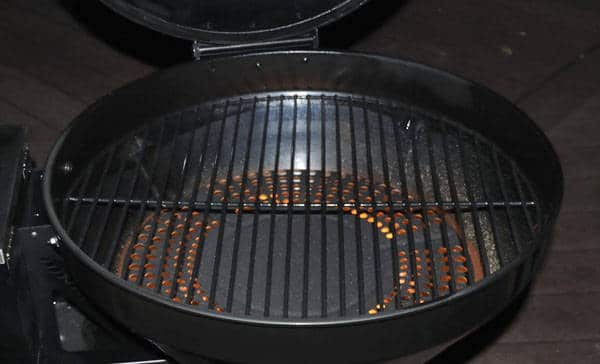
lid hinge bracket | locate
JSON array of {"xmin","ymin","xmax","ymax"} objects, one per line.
[{"xmin": 192, "ymin": 29, "xmax": 319, "ymax": 60}]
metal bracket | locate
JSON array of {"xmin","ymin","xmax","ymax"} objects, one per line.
[{"xmin": 192, "ymin": 29, "xmax": 319, "ymax": 60}]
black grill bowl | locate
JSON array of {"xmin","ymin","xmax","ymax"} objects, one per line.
[{"xmin": 44, "ymin": 51, "xmax": 562, "ymax": 363}]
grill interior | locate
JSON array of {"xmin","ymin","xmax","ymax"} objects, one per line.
[{"xmin": 60, "ymin": 93, "xmax": 540, "ymax": 321}]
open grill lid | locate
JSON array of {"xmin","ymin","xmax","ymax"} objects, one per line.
[{"xmin": 100, "ymin": 0, "xmax": 369, "ymax": 44}]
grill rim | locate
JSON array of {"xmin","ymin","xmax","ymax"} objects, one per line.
[{"xmin": 43, "ymin": 50, "xmax": 563, "ymax": 328}]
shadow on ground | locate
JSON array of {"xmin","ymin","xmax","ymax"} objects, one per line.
[{"xmin": 429, "ymin": 290, "xmax": 530, "ymax": 363}]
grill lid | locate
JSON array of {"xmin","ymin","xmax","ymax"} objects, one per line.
[{"xmin": 99, "ymin": 0, "xmax": 368, "ymax": 44}]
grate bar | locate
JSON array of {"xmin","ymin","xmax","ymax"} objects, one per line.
[
  {"xmin": 511, "ymin": 161, "xmax": 537, "ymax": 237},
  {"xmin": 264, "ymin": 97, "xmax": 285, "ymax": 317},
  {"xmin": 176, "ymin": 105, "xmax": 217, "ymax": 301},
  {"xmin": 119, "ymin": 122, "xmax": 168, "ymax": 280},
  {"xmin": 245, "ymin": 97, "xmax": 271, "ymax": 315},
  {"xmin": 209, "ymin": 100, "xmax": 244, "ymax": 311},
  {"xmin": 348, "ymin": 98, "xmax": 366, "ymax": 315},
  {"xmin": 185, "ymin": 102, "xmax": 229, "ymax": 307},
  {"xmin": 89, "ymin": 143, "xmax": 130, "ymax": 259},
  {"xmin": 473, "ymin": 139, "xmax": 504, "ymax": 267},
  {"xmin": 301, "ymin": 96, "xmax": 312, "ymax": 318},
  {"xmin": 425, "ymin": 119, "xmax": 457, "ymax": 294},
  {"xmin": 282, "ymin": 96, "xmax": 298, "ymax": 318},
  {"xmin": 376, "ymin": 100, "xmax": 402, "ymax": 309},
  {"xmin": 439, "ymin": 123, "xmax": 476, "ymax": 286},
  {"xmin": 362, "ymin": 98, "xmax": 384, "ymax": 309},
  {"xmin": 411, "ymin": 119, "xmax": 439, "ymax": 300},
  {"xmin": 65, "ymin": 197, "xmax": 536, "ymax": 211},
  {"xmin": 154, "ymin": 110, "xmax": 201, "ymax": 296},
  {"xmin": 133, "ymin": 116, "xmax": 184, "ymax": 288},
  {"xmin": 226, "ymin": 97, "xmax": 258, "ymax": 312},
  {"xmin": 457, "ymin": 130, "xmax": 492, "ymax": 279},
  {"xmin": 66, "ymin": 162, "xmax": 96, "ymax": 234},
  {"xmin": 473, "ymin": 139, "xmax": 506, "ymax": 266},
  {"xmin": 319, "ymin": 96, "xmax": 328, "ymax": 317},
  {"xmin": 394, "ymin": 114, "xmax": 422, "ymax": 305},
  {"xmin": 491, "ymin": 149, "xmax": 522, "ymax": 255},
  {"xmin": 76, "ymin": 144, "xmax": 118, "ymax": 248},
  {"xmin": 334, "ymin": 96, "xmax": 346, "ymax": 316},
  {"xmin": 103, "ymin": 127, "xmax": 150, "ymax": 268}
]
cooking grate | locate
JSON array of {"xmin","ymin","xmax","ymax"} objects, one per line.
[{"xmin": 61, "ymin": 94, "xmax": 540, "ymax": 321}]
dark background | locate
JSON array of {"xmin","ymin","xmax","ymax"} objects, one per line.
[{"xmin": 0, "ymin": 0, "xmax": 599, "ymax": 362}]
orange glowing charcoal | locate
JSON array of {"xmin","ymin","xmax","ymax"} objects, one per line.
[
  {"xmin": 455, "ymin": 276, "xmax": 468, "ymax": 284},
  {"xmin": 452, "ymin": 245, "xmax": 464, "ymax": 253},
  {"xmin": 453, "ymin": 255, "xmax": 467, "ymax": 264},
  {"xmin": 116, "ymin": 174, "xmax": 487, "ymax": 318},
  {"xmin": 455, "ymin": 266, "xmax": 468, "ymax": 273}
]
